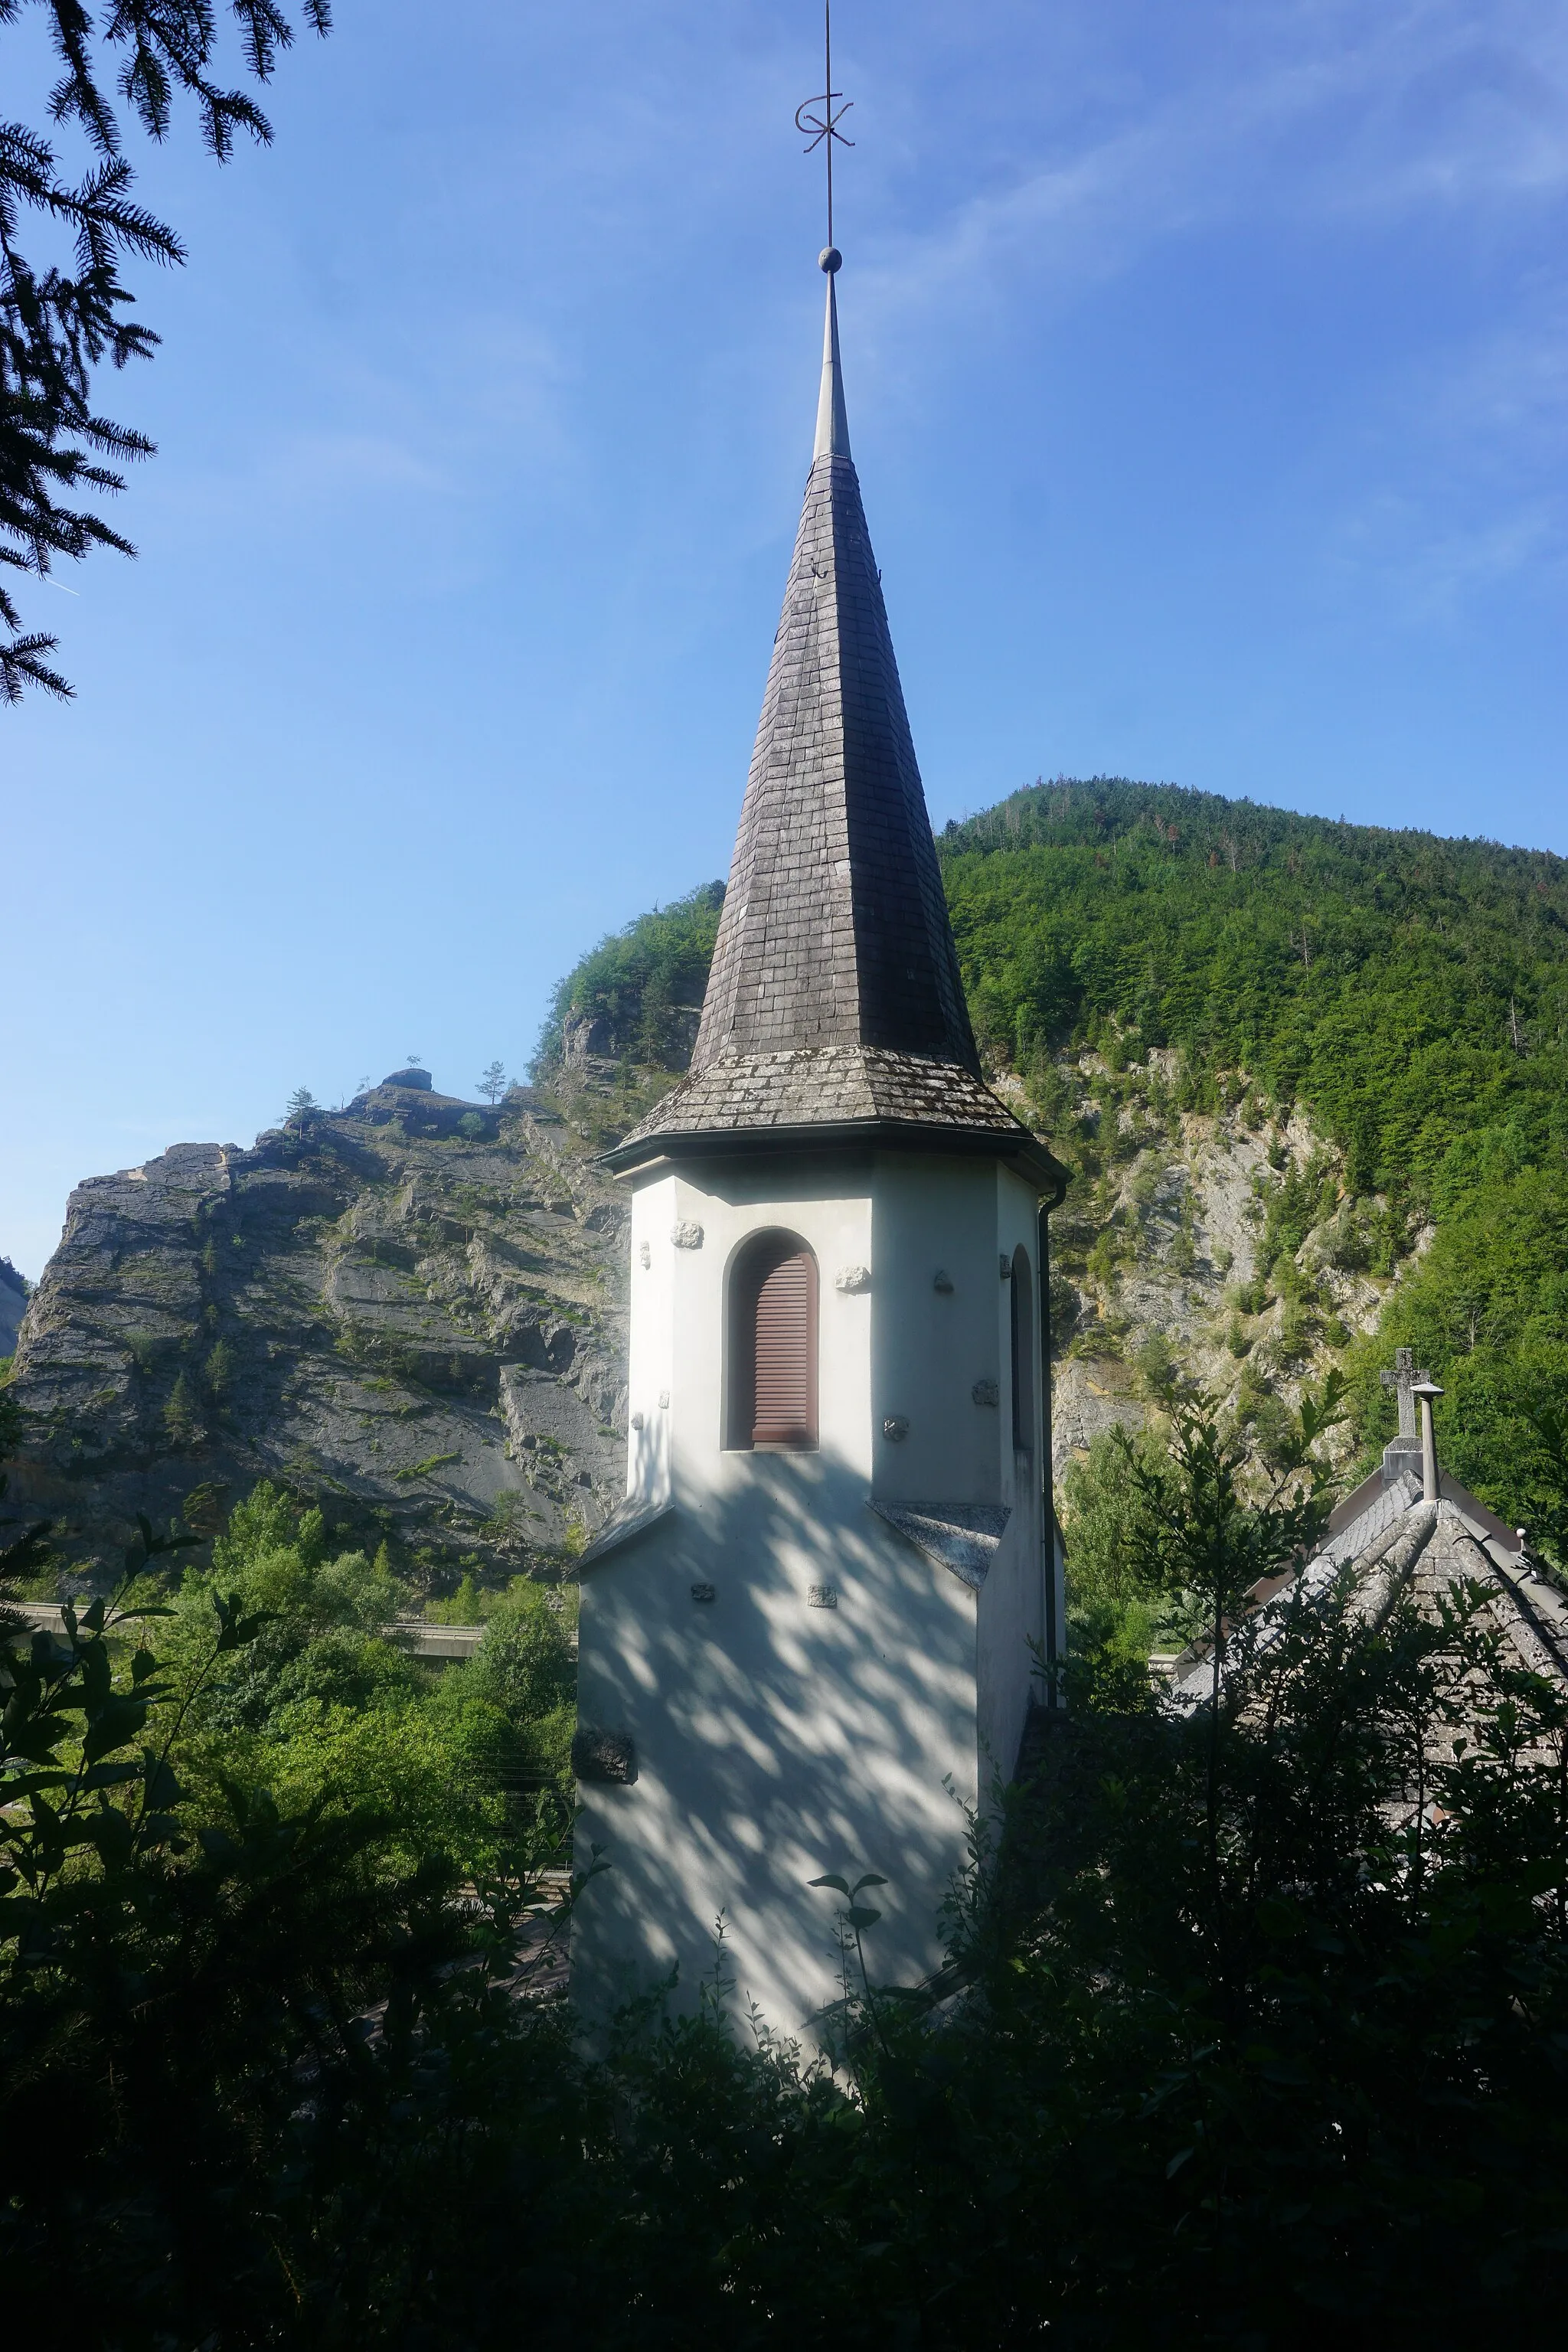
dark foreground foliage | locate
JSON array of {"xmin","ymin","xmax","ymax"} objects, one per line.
[{"xmin": 5, "ymin": 1403, "xmax": 1568, "ymax": 2344}]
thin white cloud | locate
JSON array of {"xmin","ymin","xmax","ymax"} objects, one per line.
[
  {"xmin": 1331, "ymin": 489, "xmax": 1561, "ymax": 623},
  {"xmin": 1432, "ymin": 302, "xmax": 1568, "ymax": 453},
  {"xmin": 859, "ymin": 1, "xmax": 1568, "ymax": 328}
]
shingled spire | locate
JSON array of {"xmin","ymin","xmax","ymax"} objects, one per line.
[{"xmin": 609, "ymin": 256, "xmax": 1046, "ymax": 1176}]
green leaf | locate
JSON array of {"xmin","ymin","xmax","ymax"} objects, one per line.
[
  {"xmin": 2, "ymin": 1770, "xmax": 71, "ymax": 1801},
  {"xmin": 211, "ymin": 1591, "xmax": 263, "ymax": 1651},
  {"xmin": 844, "ymin": 1906, "xmax": 882, "ymax": 1931},
  {"xmin": 808, "ymin": 1873, "xmax": 851, "ymax": 1896},
  {"xmin": 1298, "ymin": 1368, "xmax": 1349, "ymax": 1451},
  {"xmin": 83, "ymin": 1700, "xmax": 149, "ymax": 1763},
  {"xmin": 86, "ymin": 1808, "xmax": 134, "ymax": 1867},
  {"xmin": 5, "ymin": 1721, "xmax": 67, "ymax": 1765},
  {"xmin": 147, "ymin": 1531, "xmax": 201, "ymax": 1557},
  {"xmin": 851, "ymin": 1873, "xmax": 889, "ymax": 1893}
]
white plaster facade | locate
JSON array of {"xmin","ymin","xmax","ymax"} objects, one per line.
[{"xmin": 572, "ymin": 1146, "xmax": 1057, "ymax": 2035}]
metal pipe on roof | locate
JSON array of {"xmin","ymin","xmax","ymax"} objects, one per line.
[{"xmin": 1412, "ymin": 1376, "xmax": 1444, "ymax": 1505}]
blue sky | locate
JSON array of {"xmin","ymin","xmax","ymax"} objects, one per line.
[{"xmin": 5, "ymin": 0, "xmax": 1567, "ymax": 1279}]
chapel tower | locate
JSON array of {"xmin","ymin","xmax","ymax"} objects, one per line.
[{"xmin": 572, "ymin": 253, "xmax": 1067, "ymax": 2030}]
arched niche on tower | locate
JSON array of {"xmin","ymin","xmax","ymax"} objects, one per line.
[
  {"xmin": 1010, "ymin": 1241, "xmax": 1035, "ymax": 1457},
  {"xmin": 724, "ymin": 1228, "xmax": 819, "ymax": 1452}
]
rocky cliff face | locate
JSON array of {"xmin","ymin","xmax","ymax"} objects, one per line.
[
  {"xmin": 5, "ymin": 1027, "xmax": 1406, "ymax": 1592},
  {"xmin": 1008, "ymin": 1047, "xmax": 1404, "ymax": 1488},
  {"xmin": 5, "ymin": 1073, "xmax": 636, "ymax": 1591}
]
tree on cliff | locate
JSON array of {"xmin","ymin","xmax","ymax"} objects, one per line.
[
  {"xmin": 2, "ymin": 0, "xmax": 332, "ymax": 703},
  {"xmin": 0, "ymin": 1388, "xmax": 49, "ymax": 1608}
]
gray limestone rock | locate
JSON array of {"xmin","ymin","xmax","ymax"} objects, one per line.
[{"xmin": 2, "ymin": 1083, "xmax": 630, "ymax": 1596}]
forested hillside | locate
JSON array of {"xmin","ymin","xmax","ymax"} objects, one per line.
[
  {"xmin": 538, "ymin": 883, "xmax": 725, "ymax": 1072},
  {"xmin": 939, "ymin": 777, "xmax": 1568, "ymax": 1204},
  {"xmin": 11, "ymin": 779, "xmax": 1563, "ymax": 1587},
  {"xmin": 544, "ymin": 778, "xmax": 1568, "ymax": 1566}
]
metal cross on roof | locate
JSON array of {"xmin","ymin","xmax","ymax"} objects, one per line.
[
  {"xmin": 1380, "ymin": 1345, "xmax": 1435, "ymax": 1442},
  {"xmin": 1380, "ymin": 1346, "xmax": 1417, "ymax": 1439},
  {"xmin": 795, "ymin": 0, "xmax": 854, "ymax": 250}
]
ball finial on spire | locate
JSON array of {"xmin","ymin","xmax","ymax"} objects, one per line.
[{"xmin": 819, "ymin": 246, "xmax": 841, "ymax": 273}]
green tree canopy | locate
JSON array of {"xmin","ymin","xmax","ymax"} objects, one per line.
[{"xmin": 534, "ymin": 881, "xmax": 725, "ymax": 1074}]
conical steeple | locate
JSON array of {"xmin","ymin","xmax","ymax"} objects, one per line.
[{"xmin": 610, "ymin": 255, "xmax": 1047, "ymax": 1176}]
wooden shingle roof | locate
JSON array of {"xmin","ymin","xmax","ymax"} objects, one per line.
[{"xmin": 609, "ymin": 270, "xmax": 1057, "ymax": 1190}]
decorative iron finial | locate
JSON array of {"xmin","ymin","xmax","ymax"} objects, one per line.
[{"xmin": 795, "ymin": 1, "xmax": 854, "ymax": 251}]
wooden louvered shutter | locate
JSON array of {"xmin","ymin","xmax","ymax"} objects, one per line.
[
  {"xmin": 1010, "ymin": 1243, "xmax": 1034, "ymax": 1453},
  {"xmin": 746, "ymin": 1239, "xmax": 818, "ymax": 1449}
]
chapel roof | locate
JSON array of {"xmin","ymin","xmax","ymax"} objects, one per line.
[
  {"xmin": 606, "ymin": 260, "xmax": 1059, "ymax": 1192},
  {"xmin": 1165, "ymin": 1425, "xmax": 1567, "ymax": 1711}
]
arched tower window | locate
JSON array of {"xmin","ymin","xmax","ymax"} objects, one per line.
[
  {"xmin": 727, "ymin": 1230, "xmax": 818, "ymax": 1451},
  {"xmin": 1010, "ymin": 1243, "xmax": 1035, "ymax": 1455}
]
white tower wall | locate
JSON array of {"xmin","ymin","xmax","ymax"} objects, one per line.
[{"xmin": 572, "ymin": 1149, "xmax": 1048, "ymax": 2036}]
